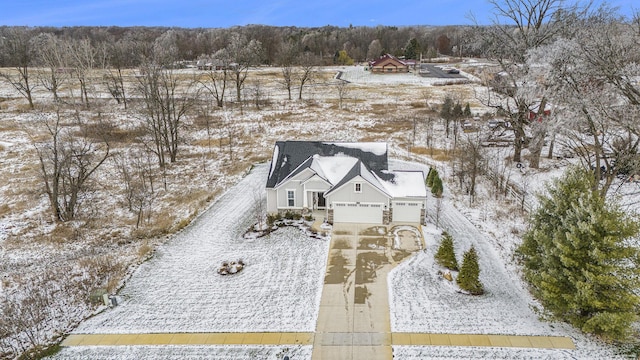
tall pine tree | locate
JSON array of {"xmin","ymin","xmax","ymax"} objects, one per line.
[
  {"xmin": 426, "ymin": 167, "xmax": 437, "ymax": 187},
  {"xmin": 518, "ymin": 167, "xmax": 640, "ymax": 339},
  {"xmin": 457, "ymin": 246, "xmax": 483, "ymax": 295},
  {"xmin": 431, "ymin": 175, "xmax": 443, "ymax": 198},
  {"xmin": 435, "ymin": 231, "xmax": 458, "ymax": 270}
]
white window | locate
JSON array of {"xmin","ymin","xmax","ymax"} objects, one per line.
[
  {"xmin": 287, "ymin": 190, "xmax": 295, "ymax": 207},
  {"xmin": 354, "ymin": 183, "xmax": 362, "ymax": 193}
]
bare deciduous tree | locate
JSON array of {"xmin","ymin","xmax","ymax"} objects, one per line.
[
  {"xmin": 114, "ymin": 151, "xmax": 157, "ymax": 228},
  {"xmin": 32, "ymin": 109, "xmax": 110, "ymax": 222},
  {"xmin": 136, "ymin": 63, "xmax": 196, "ymax": 167},
  {"xmin": 454, "ymin": 132, "xmax": 485, "ymax": 204},
  {"xmin": 476, "ymin": 0, "xmax": 584, "ymax": 164},
  {"xmin": 218, "ymin": 34, "xmax": 263, "ymax": 112},
  {"xmin": 276, "ymin": 41, "xmax": 298, "ymax": 100},
  {"xmin": 0, "ymin": 27, "xmax": 38, "ymax": 109},
  {"xmin": 32, "ymin": 33, "xmax": 68, "ymax": 103},
  {"xmin": 335, "ymin": 80, "xmax": 350, "ymax": 110},
  {"xmin": 297, "ymin": 52, "xmax": 317, "ymax": 100},
  {"xmin": 533, "ymin": 8, "xmax": 640, "ymax": 196},
  {"xmin": 200, "ymin": 60, "xmax": 229, "ymax": 108},
  {"xmin": 104, "ymin": 39, "xmax": 137, "ymax": 109},
  {"xmin": 66, "ymin": 38, "xmax": 97, "ymax": 107},
  {"xmin": 366, "ymin": 39, "xmax": 383, "ymax": 60}
]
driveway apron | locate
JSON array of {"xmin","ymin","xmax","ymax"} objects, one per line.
[{"xmin": 312, "ymin": 223, "xmax": 422, "ymax": 360}]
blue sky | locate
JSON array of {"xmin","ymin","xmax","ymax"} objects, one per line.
[{"xmin": 0, "ymin": 0, "xmax": 636, "ymax": 28}]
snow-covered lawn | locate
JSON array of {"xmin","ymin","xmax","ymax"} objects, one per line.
[
  {"xmin": 49, "ymin": 160, "xmax": 631, "ymax": 359},
  {"xmin": 1, "ymin": 64, "xmax": 633, "ymax": 358},
  {"xmin": 388, "ymin": 160, "xmax": 627, "ymax": 359},
  {"xmin": 72, "ymin": 163, "xmax": 329, "ymax": 334},
  {"xmin": 51, "ymin": 345, "xmax": 311, "ymax": 360}
]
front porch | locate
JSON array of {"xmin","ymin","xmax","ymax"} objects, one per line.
[{"xmin": 309, "ymin": 209, "xmax": 329, "ymax": 234}]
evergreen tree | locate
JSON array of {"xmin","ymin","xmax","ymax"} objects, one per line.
[
  {"xmin": 463, "ymin": 103, "xmax": 472, "ymax": 118},
  {"xmin": 452, "ymin": 102, "xmax": 463, "ymax": 119},
  {"xmin": 518, "ymin": 167, "xmax": 640, "ymax": 339},
  {"xmin": 431, "ymin": 174, "xmax": 443, "ymax": 198},
  {"xmin": 440, "ymin": 96, "xmax": 453, "ymax": 120},
  {"xmin": 426, "ymin": 167, "xmax": 436, "ymax": 187},
  {"xmin": 457, "ymin": 246, "xmax": 483, "ymax": 295},
  {"xmin": 440, "ymin": 96, "xmax": 455, "ymax": 137},
  {"xmin": 404, "ymin": 38, "xmax": 421, "ymax": 60},
  {"xmin": 435, "ymin": 231, "xmax": 458, "ymax": 270}
]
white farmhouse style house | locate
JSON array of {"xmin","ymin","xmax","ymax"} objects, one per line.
[{"xmin": 266, "ymin": 141, "xmax": 427, "ymax": 225}]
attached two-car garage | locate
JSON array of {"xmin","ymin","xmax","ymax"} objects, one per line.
[
  {"xmin": 331, "ymin": 200, "xmax": 424, "ymax": 224},
  {"xmin": 332, "ymin": 202, "xmax": 383, "ymax": 224},
  {"xmin": 392, "ymin": 201, "xmax": 423, "ymax": 223}
]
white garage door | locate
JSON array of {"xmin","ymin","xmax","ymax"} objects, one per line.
[
  {"xmin": 392, "ymin": 201, "xmax": 423, "ymax": 223},
  {"xmin": 333, "ymin": 202, "xmax": 383, "ymax": 224}
]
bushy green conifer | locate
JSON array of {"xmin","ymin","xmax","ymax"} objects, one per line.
[
  {"xmin": 457, "ymin": 246, "xmax": 483, "ymax": 295},
  {"xmin": 435, "ymin": 231, "xmax": 458, "ymax": 270},
  {"xmin": 426, "ymin": 167, "xmax": 436, "ymax": 187},
  {"xmin": 518, "ymin": 167, "xmax": 640, "ymax": 340},
  {"xmin": 431, "ymin": 175, "xmax": 443, "ymax": 198}
]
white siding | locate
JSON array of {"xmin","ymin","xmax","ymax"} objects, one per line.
[
  {"xmin": 304, "ymin": 178, "xmax": 331, "ymax": 192},
  {"xmin": 266, "ymin": 189, "xmax": 278, "ymax": 213},
  {"xmin": 325, "ymin": 176, "xmax": 389, "ymax": 206},
  {"xmin": 276, "ymin": 181, "xmax": 304, "ymax": 209}
]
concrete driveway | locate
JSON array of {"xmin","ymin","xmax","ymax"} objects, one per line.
[{"xmin": 312, "ymin": 222, "xmax": 423, "ymax": 360}]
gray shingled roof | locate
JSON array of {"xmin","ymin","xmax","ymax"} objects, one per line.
[{"xmin": 266, "ymin": 141, "xmax": 388, "ymax": 188}]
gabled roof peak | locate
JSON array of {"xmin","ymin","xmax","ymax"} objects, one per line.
[{"xmin": 266, "ymin": 141, "xmax": 388, "ymax": 188}]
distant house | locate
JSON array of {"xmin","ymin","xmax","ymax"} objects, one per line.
[
  {"xmin": 369, "ymin": 54, "xmax": 410, "ymax": 73},
  {"xmin": 528, "ymin": 101, "xmax": 552, "ymax": 121},
  {"xmin": 196, "ymin": 58, "xmax": 225, "ymax": 71},
  {"xmin": 266, "ymin": 141, "xmax": 427, "ymax": 225}
]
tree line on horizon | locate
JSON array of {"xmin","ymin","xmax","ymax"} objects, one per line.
[{"xmin": 0, "ymin": 23, "xmax": 472, "ymax": 68}]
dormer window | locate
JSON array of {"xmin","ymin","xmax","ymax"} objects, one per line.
[{"xmin": 354, "ymin": 183, "xmax": 362, "ymax": 193}]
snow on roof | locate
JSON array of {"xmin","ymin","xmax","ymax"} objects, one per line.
[
  {"xmin": 323, "ymin": 142, "xmax": 387, "ymax": 156},
  {"xmin": 528, "ymin": 102, "xmax": 553, "ymax": 113},
  {"xmin": 268, "ymin": 144, "xmax": 279, "ymax": 179},
  {"xmin": 358, "ymin": 162, "xmax": 391, "ymax": 196},
  {"xmin": 378, "ymin": 170, "xmax": 426, "ymax": 198},
  {"xmin": 311, "ymin": 155, "xmax": 358, "ymax": 185}
]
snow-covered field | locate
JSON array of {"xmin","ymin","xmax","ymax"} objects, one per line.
[{"xmin": 1, "ymin": 63, "xmax": 636, "ymax": 359}]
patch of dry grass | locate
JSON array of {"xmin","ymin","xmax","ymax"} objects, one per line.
[
  {"xmin": 80, "ymin": 121, "xmax": 144, "ymax": 144},
  {"xmin": 0, "ymin": 203, "xmax": 10, "ymax": 217},
  {"xmin": 46, "ymin": 224, "xmax": 78, "ymax": 244},
  {"xmin": 358, "ymin": 135, "xmax": 385, "ymax": 142},
  {"xmin": 137, "ymin": 240, "xmax": 154, "ymax": 260},
  {"xmin": 411, "ymin": 146, "xmax": 454, "ymax": 161},
  {"xmin": 191, "ymin": 138, "xmax": 215, "ymax": 147}
]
